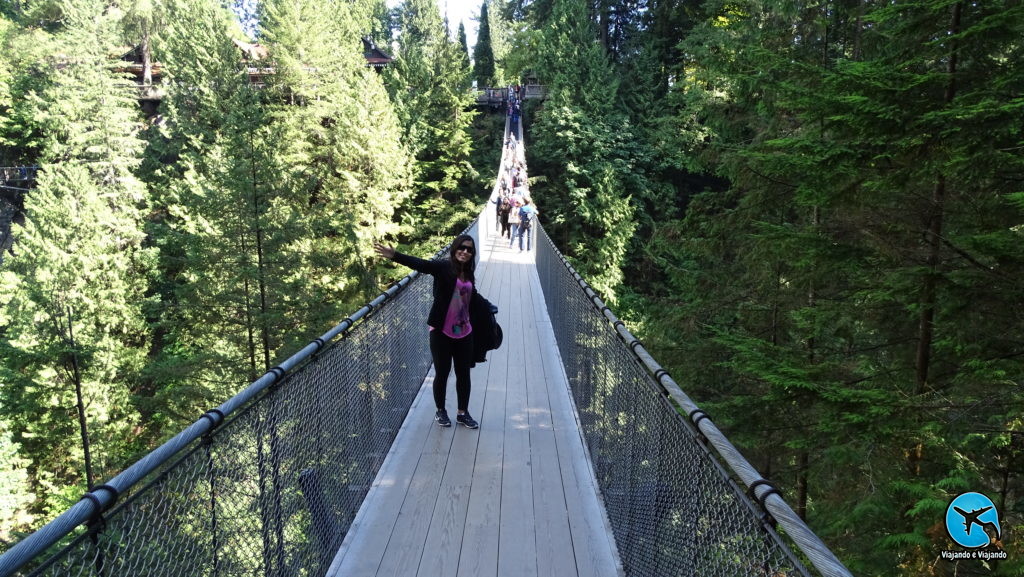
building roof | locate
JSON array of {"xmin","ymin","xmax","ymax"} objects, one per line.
[
  {"xmin": 232, "ymin": 38, "xmax": 270, "ymax": 61},
  {"xmin": 362, "ymin": 37, "xmax": 393, "ymax": 68}
]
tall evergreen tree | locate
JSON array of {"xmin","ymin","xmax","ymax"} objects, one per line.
[
  {"xmin": 118, "ymin": 0, "xmax": 166, "ymax": 87},
  {"xmin": 526, "ymin": 0, "xmax": 641, "ymax": 299},
  {"xmin": 142, "ymin": 0, "xmax": 416, "ymax": 437},
  {"xmin": 644, "ymin": 0, "xmax": 1024, "ymax": 573},
  {"xmin": 387, "ymin": 0, "xmax": 478, "ymax": 249},
  {"xmin": 457, "ymin": 21, "xmax": 470, "ymax": 68},
  {"xmin": 142, "ymin": 0, "xmax": 273, "ymax": 421},
  {"xmin": 484, "ymin": 0, "xmax": 511, "ymax": 85},
  {"xmin": 0, "ymin": 424, "xmax": 33, "ymax": 539},
  {"xmin": 258, "ymin": 0, "xmax": 413, "ymax": 343},
  {"xmin": 362, "ymin": 0, "xmax": 394, "ymax": 47},
  {"xmin": 473, "ymin": 0, "xmax": 495, "ymax": 87},
  {"xmin": 0, "ymin": 0, "xmax": 153, "ymax": 517}
]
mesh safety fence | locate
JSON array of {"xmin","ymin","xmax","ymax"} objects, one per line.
[
  {"xmin": 3, "ymin": 268, "xmax": 434, "ymax": 577},
  {"xmin": 534, "ymin": 225, "xmax": 834, "ymax": 577}
]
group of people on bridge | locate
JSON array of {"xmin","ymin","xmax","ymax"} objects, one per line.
[
  {"xmin": 494, "ymin": 133, "xmax": 538, "ymax": 252},
  {"xmin": 507, "ymin": 86, "xmax": 523, "ymax": 138}
]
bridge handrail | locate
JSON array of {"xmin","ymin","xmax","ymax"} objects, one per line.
[
  {"xmin": 0, "ymin": 238, "xmax": 460, "ymax": 577},
  {"xmin": 534, "ymin": 228, "xmax": 853, "ymax": 577}
]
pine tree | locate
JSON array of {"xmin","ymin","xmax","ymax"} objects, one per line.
[
  {"xmin": 0, "ymin": 0, "xmax": 153, "ymax": 517},
  {"xmin": 387, "ymin": 0, "xmax": 478, "ymax": 249},
  {"xmin": 142, "ymin": 0, "xmax": 273, "ymax": 420},
  {"xmin": 652, "ymin": 0, "xmax": 1024, "ymax": 572},
  {"xmin": 485, "ymin": 0, "xmax": 511, "ymax": 85},
  {"xmin": 526, "ymin": 0, "xmax": 639, "ymax": 299},
  {"xmin": 258, "ymin": 0, "xmax": 413, "ymax": 345},
  {"xmin": 457, "ymin": 21, "xmax": 470, "ymax": 69},
  {"xmin": 141, "ymin": 0, "xmax": 416, "ymax": 435},
  {"xmin": 473, "ymin": 0, "xmax": 496, "ymax": 87},
  {"xmin": 0, "ymin": 422, "xmax": 34, "ymax": 541},
  {"xmin": 363, "ymin": 0, "xmax": 394, "ymax": 47}
]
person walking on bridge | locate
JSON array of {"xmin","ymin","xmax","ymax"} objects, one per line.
[
  {"xmin": 516, "ymin": 198, "xmax": 537, "ymax": 252},
  {"xmin": 374, "ymin": 235, "xmax": 483, "ymax": 429}
]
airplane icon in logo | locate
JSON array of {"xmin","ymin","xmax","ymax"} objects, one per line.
[
  {"xmin": 953, "ymin": 506, "xmax": 1000, "ymax": 545},
  {"xmin": 954, "ymin": 506, "xmax": 991, "ymax": 534}
]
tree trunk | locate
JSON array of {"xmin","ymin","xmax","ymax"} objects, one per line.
[
  {"xmin": 249, "ymin": 132, "xmax": 272, "ymax": 372},
  {"xmin": 796, "ymin": 450, "xmax": 809, "ymax": 520},
  {"xmin": 800, "ymin": 206, "xmax": 818, "ymax": 520},
  {"xmin": 141, "ymin": 32, "xmax": 153, "ymax": 86},
  {"xmin": 67, "ymin": 308, "xmax": 94, "ymax": 489},
  {"xmin": 853, "ymin": 0, "xmax": 864, "ymax": 61},
  {"xmin": 598, "ymin": 0, "xmax": 610, "ymax": 57},
  {"xmin": 910, "ymin": 0, "xmax": 961, "ymax": 477}
]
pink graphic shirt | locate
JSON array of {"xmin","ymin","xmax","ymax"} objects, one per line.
[{"xmin": 441, "ymin": 278, "xmax": 474, "ymax": 338}]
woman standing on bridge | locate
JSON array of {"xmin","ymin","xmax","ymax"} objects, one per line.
[{"xmin": 374, "ymin": 235, "xmax": 483, "ymax": 429}]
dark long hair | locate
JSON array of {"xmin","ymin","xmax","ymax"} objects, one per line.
[{"xmin": 449, "ymin": 233, "xmax": 477, "ymax": 283}]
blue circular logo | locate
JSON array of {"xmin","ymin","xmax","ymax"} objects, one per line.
[{"xmin": 945, "ymin": 492, "xmax": 1000, "ymax": 549}]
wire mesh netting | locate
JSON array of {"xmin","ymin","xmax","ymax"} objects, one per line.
[
  {"xmin": 535, "ymin": 225, "xmax": 813, "ymax": 577},
  {"xmin": 17, "ymin": 274, "xmax": 433, "ymax": 577}
]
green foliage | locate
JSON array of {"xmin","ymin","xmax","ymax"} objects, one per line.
[
  {"xmin": 386, "ymin": 0, "xmax": 478, "ymax": 249},
  {"xmin": 0, "ymin": 424, "xmax": 34, "ymax": 541},
  {"xmin": 141, "ymin": 0, "xmax": 416, "ymax": 434},
  {"xmin": 473, "ymin": 0, "xmax": 496, "ymax": 87},
  {"xmin": 0, "ymin": 0, "xmax": 1019, "ymax": 573},
  {"xmin": 483, "ymin": 0, "xmax": 512, "ymax": 85},
  {"xmin": 524, "ymin": 0, "xmax": 645, "ymax": 300},
  {"xmin": 0, "ymin": 0, "xmax": 154, "ymax": 518},
  {"xmin": 620, "ymin": 0, "xmax": 1024, "ymax": 573},
  {"xmin": 456, "ymin": 22, "xmax": 470, "ymax": 66}
]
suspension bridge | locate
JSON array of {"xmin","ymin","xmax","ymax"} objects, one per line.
[{"xmin": 0, "ymin": 124, "xmax": 852, "ymax": 577}]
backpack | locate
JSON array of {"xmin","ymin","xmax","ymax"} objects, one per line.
[{"xmin": 519, "ymin": 208, "xmax": 532, "ymax": 229}]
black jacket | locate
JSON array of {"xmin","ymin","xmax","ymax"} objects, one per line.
[
  {"xmin": 469, "ymin": 293, "xmax": 502, "ymax": 364},
  {"xmin": 391, "ymin": 251, "xmax": 472, "ymax": 330},
  {"xmin": 391, "ymin": 250, "xmax": 501, "ymax": 363}
]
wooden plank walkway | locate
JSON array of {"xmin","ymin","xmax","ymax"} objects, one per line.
[{"xmin": 327, "ymin": 224, "xmax": 622, "ymax": 577}]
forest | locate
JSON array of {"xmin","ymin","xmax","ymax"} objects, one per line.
[{"xmin": 0, "ymin": 0, "xmax": 1022, "ymax": 575}]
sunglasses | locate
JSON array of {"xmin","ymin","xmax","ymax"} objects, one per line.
[{"xmin": 455, "ymin": 244, "xmax": 475, "ymax": 254}]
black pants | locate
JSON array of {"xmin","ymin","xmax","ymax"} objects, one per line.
[
  {"xmin": 500, "ymin": 212, "xmax": 511, "ymax": 237},
  {"xmin": 430, "ymin": 330, "xmax": 474, "ymax": 411}
]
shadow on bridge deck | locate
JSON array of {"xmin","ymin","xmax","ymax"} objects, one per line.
[{"xmin": 327, "ymin": 226, "xmax": 622, "ymax": 577}]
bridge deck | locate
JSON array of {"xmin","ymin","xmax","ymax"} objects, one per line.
[{"xmin": 327, "ymin": 227, "xmax": 622, "ymax": 577}]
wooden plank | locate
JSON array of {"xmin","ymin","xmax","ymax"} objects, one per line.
[
  {"xmin": 374, "ymin": 450, "xmax": 449, "ymax": 577},
  {"xmin": 457, "ymin": 248, "xmax": 510, "ymax": 577},
  {"xmin": 456, "ymin": 410, "xmax": 504, "ymax": 577},
  {"xmin": 497, "ymin": 260, "xmax": 537, "ymax": 577},
  {"xmin": 327, "ymin": 370, "xmax": 439, "ymax": 577},
  {"xmin": 497, "ymin": 427, "xmax": 536, "ymax": 577},
  {"xmin": 531, "ymin": 427, "xmax": 577, "ymax": 576},
  {"xmin": 520, "ymin": 251, "xmax": 553, "ymax": 433},
  {"xmin": 417, "ymin": 366, "xmax": 486, "ymax": 575},
  {"xmin": 416, "ymin": 480, "xmax": 473, "ymax": 576},
  {"xmin": 515, "ymin": 249, "xmax": 575, "ymax": 575}
]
